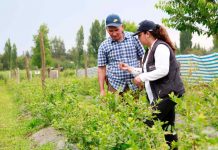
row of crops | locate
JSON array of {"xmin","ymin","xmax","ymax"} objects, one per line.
[{"xmin": 2, "ymin": 73, "xmax": 218, "ymax": 149}]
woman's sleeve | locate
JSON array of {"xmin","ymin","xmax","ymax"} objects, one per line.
[
  {"xmin": 131, "ymin": 68, "xmax": 142, "ymax": 77},
  {"xmin": 138, "ymin": 44, "xmax": 170, "ymax": 82}
]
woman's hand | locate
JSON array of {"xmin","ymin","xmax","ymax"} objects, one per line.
[
  {"xmin": 133, "ymin": 76, "xmax": 142, "ymax": 87},
  {"xmin": 119, "ymin": 62, "xmax": 129, "ymax": 71}
]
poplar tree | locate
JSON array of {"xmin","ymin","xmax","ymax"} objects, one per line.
[
  {"xmin": 87, "ymin": 20, "xmax": 106, "ymax": 66},
  {"xmin": 31, "ymin": 24, "xmax": 52, "ymax": 68},
  {"xmin": 180, "ymin": 31, "xmax": 192, "ymax": 53},
  {"xmin": 50, "ymin": 36, "xmax": 66, "ymax": 59},
  {"xmin": 2, "ymin": 39, "xmax": 13, "ymax": 70},
  {"xmin": 75, "ymin": 26, "xmax": 84, "ymax": 68}
]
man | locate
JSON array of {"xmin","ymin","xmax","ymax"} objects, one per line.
[{"xmin": 98, "ymin": 14, "xmax": 144, "ymax": 96}]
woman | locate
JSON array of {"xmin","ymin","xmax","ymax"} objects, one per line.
[{"xmin": 119, "ymin": 20, "xmax": 185, "ymax": 149}]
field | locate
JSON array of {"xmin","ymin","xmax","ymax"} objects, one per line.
[{"xmin": 0, "ymin": 70, "xmax": 218, "ymax": 149}]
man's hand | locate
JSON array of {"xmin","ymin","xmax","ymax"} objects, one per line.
[
  {"xmin": 119, "ymin": 62, "xmax": 129, "ymax": 70},
  {"xmin": 100, "ymin": 90, "xmax": 106, "ymax": 96},
  {"xmin": 119, "ymin": 62, "xmax": 134, "ymax": 73}
]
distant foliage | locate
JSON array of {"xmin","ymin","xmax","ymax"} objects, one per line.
[
  {"xmin": 50, "ymin": 36, "xmax": 66, "ymax": 59},
  {"xmin": 213, "ymin": 34, "xmax": 218, "ymax": 49},
  {"xmin": 179, "ymin": 31, "xmax": 192, "ymax": 53},
  {"xmin": 87, "ymin": 20, "xmax": 106, "ymax": 66},
  {"xmin": 123, "ymin": 21, "xmax": 137, "ymax": 33},
  {"xmin": 75, "ymin": 26, "xmax": 84, "ymax": 68},
  {"xmin": 2, "ymin": 39, "xmax": 17, "ymax": 70},
  {"xmin": 156, "ymin": 0, "xmax": 218, "ymax": 36},
  {"xmin": 31, "ymin": 24, "xmax": 52, "ymax": 68}
]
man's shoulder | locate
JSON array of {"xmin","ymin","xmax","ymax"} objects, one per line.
[
  {"xmin": 101, "ymin": 37, "xmax": 112, "ymax": 45},
  {"xmin": 99, "ymin": 38, "xmax": 112, "ymax": 50},
  {"xmin": 124, "ymin": 31, "xmax": 137, "ymax": 40},
  {"xmin": 124, "ymin": 31, "xmax": 133, "ymax": 35}
]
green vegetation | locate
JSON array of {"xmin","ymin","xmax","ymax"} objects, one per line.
[
  {"xmin": 87, "ymin": 20, "xmax": 106, "ymax": 66},
  {"xmin": 31, "ymin": 24, "xmax": 52, "ymax": 68},
  {"xmin": 0, "ymin": 81, "xmax": 55, "ymax": 150},
  {"xmin": 0, "ymin": 81, "xmax": 31, "ymax": 149},
  {"xmin": 156, "ymin": 0, "xmax": 218, "ymax": 36},
  {"xmin": 4, "ymin": 74, "xmax": 217, "ymax": 150}
]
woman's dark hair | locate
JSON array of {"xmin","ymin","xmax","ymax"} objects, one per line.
[{"xmin": 149, "ymin": 25, "xmax": 176, "ymax": 53}]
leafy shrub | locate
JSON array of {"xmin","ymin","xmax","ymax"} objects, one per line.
[{"xmin": 10, "ymin": 77, "xmax": 218, "ymax": 149}]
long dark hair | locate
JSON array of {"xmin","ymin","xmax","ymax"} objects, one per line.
[{"xmin": 149, "ymin": 25, "xmax": 176, "ymax": 53}]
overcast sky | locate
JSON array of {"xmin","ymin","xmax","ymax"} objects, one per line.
[{"xmin": 0, "ymin": 0, "xmax": 213, "ymax": 55}]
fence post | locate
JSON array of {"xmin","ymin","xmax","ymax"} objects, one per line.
[
  {"xmin": 25, "ymin": 55, "xmax": 31, "ymax": 81},
  {"xmin": 40, "ymin": 32, "xmax": 46, "ymax": 89},
  {"xmin": 84, "ymin": 51, "xmax": 88, "ymax": 78}
]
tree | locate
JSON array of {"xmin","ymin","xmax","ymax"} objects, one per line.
[
  {"xmin": 123, "ymin": 21, "xmax": 137, "ymax": 32},
  {"xmin": 50, "ymin": 36, "xmax": 66, "ymax": 59},
  {"xmin": 17, "ymin": 55, "xmax": 25, "ymax": 69},
  {"xmin": 11, "ymin": 44, "xmax": 17, "ymax": 69},
  {"xmin": 0, "ymin": 54, "xmax": 3, "ymax": 70},
  {"xmin": 2, "ymin": 39, "xmax": 18, "ymax": 70},
  {"xmin": 75, "ymin": 26, "xmax": 84, "ymax": 68},
  {"xmin": 155, "ymin": 0, "xmax": 218, "ymax": 36},
  {"xmin": 31, "ymin": 24, "xmax": 52, "ymax": 68},
  {"xmin": 213, "ymin": 34, "xmax": 218, "ymax": 49},
  {"xmin": 180, "ymin": 31, "xmax": 192, "ymax": 53},
  {"xmin": 66, "ymin": 47, "xmax": 77, "ymax": 69},
  {"xmin": 87, "ymin": 19, "xmax": 106, "ymax": 66},
  {"xmin": 100, "ymin": 20, "xmax": 106, "ymax": 43},
  {"xmin": 2, "ymin": 39, "xmax": 12, "ymax": 70}
]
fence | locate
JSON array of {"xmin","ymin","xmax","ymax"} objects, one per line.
[
  {"xmin": 75, "ymin": 53, "xmax": 218, "ymax": 83},
  {"xmin": 176, "ymin": 53, "xmax": 218, "ymax": 83}
]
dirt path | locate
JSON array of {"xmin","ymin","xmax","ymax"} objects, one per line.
[{"xmin": 0, "ymin": 83, "xmax": 31, "ymax": 150}]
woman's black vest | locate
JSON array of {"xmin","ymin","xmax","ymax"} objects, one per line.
[{"xmin": 143, "ymin": 40, "xmax": 185, "ymax": 101}]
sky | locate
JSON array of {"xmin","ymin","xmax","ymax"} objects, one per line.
[{"xmin": 0, "ymin": 0, "xmax": 213, "ymax": 56}]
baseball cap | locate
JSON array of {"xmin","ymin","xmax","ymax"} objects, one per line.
[
  {"xmin": 133, "ymin": 20, "xmax": 157, "ymax": 36},
  {"xmin": 106, "ymin": 14, "xmax": 122, "ymax": 27}
]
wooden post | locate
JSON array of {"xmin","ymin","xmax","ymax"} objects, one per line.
[
  {"xmin": 8, "ymin": 71, "xmax": 11, "ymax": 79},
  {"xmin": 75, "ymin": 65, "xmax": 78, "ymax": 77},
  {"xmin": 40, "ymin": 32, "xmax": 46, "ymax": 89},
  {"xmin": 16, "ymin": 68, "xmax": 20, "ymax": 83},
  {"xmin": 84, "ymin": 52, "xmax": 88, "ymax": 78},
  {"xmin": 25, "ymin": 55, "xmax": 31, "ymax": 81},
  {"xmin": 57, "ymin": 64, "xmax": 60, "ymax": 78},
  {"xmin": 47, "ymin": 67, "xmax": 50, "ymax": 78},
  {"xmin": 29, "ymin": 71, "xmax": 32, "ymax": 80}
]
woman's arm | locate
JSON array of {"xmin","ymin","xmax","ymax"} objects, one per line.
[
  {"xmin": 119, "ymin": 62, "xmax": 142, "ymax": 76},
  {"xmin": 138, "ymin": 44, "xmax": 170, "ymax": 82}
]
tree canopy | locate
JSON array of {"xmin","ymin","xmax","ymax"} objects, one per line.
[
  {"xmin": 2, "ymin": 39, "xmax": 17, "ymax": 70},
  {"xmin": 155, "ymin": 0, "xmax": 218, "ymax": 36},
  {"xmin": 50, "ymin": 36, "xmax": 66, "ymax": 59},
  {"xmin": 75, "ymin": 26, "xmax": 84, "ymax": 68},
  {"xmin": 31, "ymin": 24, "xmax": 52, "ymax": 68},
  {"xmin": 180, "ymin": 31, "xmax": 192, "ymax": 53},
  {"xmin": 88, "ymin": 20, "xmax": 106, "ymax": 59},
  {"xmin": 123, "ymin": 21, "xmax": 137, "ymax": 33},
  {"xmin": 87, "ymin": 19, "xmax": 106, "ymax": 66}
]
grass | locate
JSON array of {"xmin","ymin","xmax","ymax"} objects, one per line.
[
  {"xmin": 0, "ymin": 81, "xmax": 55, "ymax": 150},
  {"xmin": 0, "ymin": 81, "xmax": 31, "ymax": 149}
]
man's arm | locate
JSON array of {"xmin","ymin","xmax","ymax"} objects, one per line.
[{"xmin": 98, "ymin": 66, "xmax": 106, "ymax": 96}]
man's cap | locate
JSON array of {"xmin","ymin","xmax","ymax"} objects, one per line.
[
  {"xmin": 106, "ymin": 14, "xmax": 122, "ymax": 27},
  {"xmin": 133, "ymin": 20, "xmax": 157, "ymax": 36}
]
